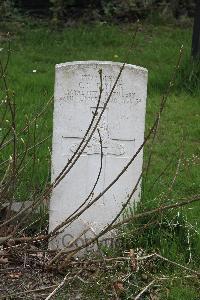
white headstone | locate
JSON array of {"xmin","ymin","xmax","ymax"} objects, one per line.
[{"xmin": 49, "ymin": 61, "xmax": 148, "ymax": 250}]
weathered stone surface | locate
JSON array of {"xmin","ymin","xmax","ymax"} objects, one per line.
[{"xmin": 49, "ymin": 61, "xmax": 148, "ymax": 250}]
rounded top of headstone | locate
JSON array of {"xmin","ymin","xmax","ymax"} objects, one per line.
[{"xmin": 55, "ymin": 60, "xmax": 148, "ymax": 76}]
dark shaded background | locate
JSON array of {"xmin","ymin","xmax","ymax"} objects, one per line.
[{"xmin": 11, "ymin": 0, "xmax": 196, "ymax": 20}]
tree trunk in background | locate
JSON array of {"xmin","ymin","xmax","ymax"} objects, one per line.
[{"xmin": 192, "ymin": 0, "xmax": 200, "ymax": 58}]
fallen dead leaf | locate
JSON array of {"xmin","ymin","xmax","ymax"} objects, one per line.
[
  {"xmin": 9, "ymin": 272, "xmax": 22, "ymax": 279},
  {"xmin": 113, "ymin": 280, "xmax": 125, "ymax": 295},
  {"xmin": 0, "ymin": 257, "xmax": 9, "ymax": 264}
]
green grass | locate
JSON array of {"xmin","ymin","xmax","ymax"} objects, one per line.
[{"xmin": 0, "ymin": 21, "xmax": 199, "ymax": 299}]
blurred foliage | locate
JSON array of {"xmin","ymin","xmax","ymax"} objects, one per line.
[
  {"xmin": 0, "ymin": 0, "xmax": 196, "ymax": 23},
  {"xmin": 49, "ymin": 0, "xmax": 196, "ymax": 23},
  {"xmin": 0, "ymin": 0, "xmax": 18, "ymax": 21},
  {"xmin": 50, "ymin": 0, "xmax": 64, "ymax": 26}
]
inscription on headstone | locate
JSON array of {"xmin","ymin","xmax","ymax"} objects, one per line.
[{"xmin": 49, "ymin": 61, "xmax": 148, "ymax": 250}]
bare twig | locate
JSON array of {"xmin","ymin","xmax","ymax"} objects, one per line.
[
  {"xmin": 153, "ymin": 253, "xmax": 200, "ymax": 276},
  {"xmin": 147, "ymin": 148, "xmax": 179, "ymax": 193},
  {"xmin": 56, "ymin": 194, "xmax": 200, "ymax": 258},
  {"xmin": 44, "ymin": 272, "xmax": 70, "ymax": 300},
  {"xmin": 2, "ymin": 285, "xmax": 57, "ymax": 299},
  {"xmin": 47, "ymin": 227, "xmax": 90, "ymax": 267},
  {"xmin": 145, "ymin": 45, "xmax": 184, "ymax": 180},
  {"xmin": 0, "ymin": 96, "xmax": 53, "ymax": 151},
  {"xmin": 134, "ymin": 279, "xmax": 155, "ymax": 300},
  {"xmin": 55, "ymin": 81, "xmax": 104, "ymax": 229},
  {"xmin": 53, "ymin": 69, "xmax": 103, "ymax": 187},
  {"xmin": 109, "ymin": 194, "xmax": 200, "ymax": 232}
]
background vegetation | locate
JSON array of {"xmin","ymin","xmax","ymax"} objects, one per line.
[{"xmin": 0, "ymin": 0, "xmax": 197, "ymax": 23}]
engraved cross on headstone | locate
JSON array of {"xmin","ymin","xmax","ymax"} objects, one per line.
[{"xmin": 65, "ymin": 106, "xmax": 135, "ymax": 157}]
